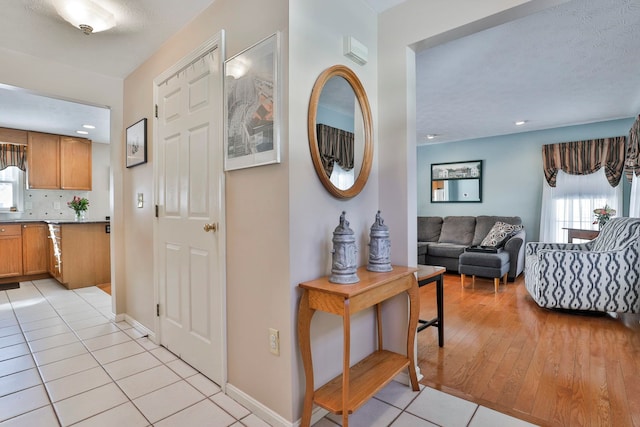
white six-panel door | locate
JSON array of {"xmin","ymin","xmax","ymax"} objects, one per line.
[{"xmin": 155, "ymin": 36, "xmax": 224, "ymax": 385}]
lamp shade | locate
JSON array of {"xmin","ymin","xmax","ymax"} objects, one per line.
[{"xmin": 53, "ymin": 0, "xmax": 116, "ymax": 34}]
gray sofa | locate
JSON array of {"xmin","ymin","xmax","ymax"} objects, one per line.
[{"xmin": 417, "ymin": 215, "xmax": 526, "ymax": 281}]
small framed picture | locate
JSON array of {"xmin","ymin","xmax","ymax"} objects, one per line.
[
  {"xmin": 126, "ymin": 118, "xmax": 147, "ymax": 168},
  {"xmin": 224, "ymin": 32, "xmax": 280, "ymax": 171}
]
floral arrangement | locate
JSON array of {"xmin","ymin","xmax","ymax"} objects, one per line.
[
  {"xmin": 68, "ymin": 196, "xmax": 89, "ymax": 214},
  {"xmin": 593, "ymin": 204, "xmax": 616, "ymax": 228}
]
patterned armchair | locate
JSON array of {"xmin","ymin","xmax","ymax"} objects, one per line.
[{"xmin": 525, "ymin": 217, "xmax": 640, "ymax": 313}]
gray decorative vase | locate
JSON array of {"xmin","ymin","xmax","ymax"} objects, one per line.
[
  {"xmin": 367, "ymin": 210, "xmax": 392, "ymax": 272},
  {"xmin": 329, "ymin": 211, "xmax": 359, "ymax": 284}
]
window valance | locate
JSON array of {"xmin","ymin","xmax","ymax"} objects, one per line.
[
  {"xmin": 316, "ymin": 123, "xmax": 354, "ymax": 178},
  {"xmin": 625, "ymin": 116, "xmax": 640, "ymax": 182},
  {"xmin": 542, "ymin": 136, "xmax": 626, "ymax": 188},
  {"xmin": 0, "ymin": 143, "xmax": 27, "ymax": 171}
]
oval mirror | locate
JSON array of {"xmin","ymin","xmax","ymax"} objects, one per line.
[{"xmin": 308, "ymin": 65, "xmax": 373, "ymax": 199}]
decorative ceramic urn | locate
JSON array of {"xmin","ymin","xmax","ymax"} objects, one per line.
[
  {"xmin": 329, "ymin": 211, "xmax": 359, "ymax": 284},
  {"xmin": 367, "ymin": 210, "xmax": 392, "ymax": 272}
]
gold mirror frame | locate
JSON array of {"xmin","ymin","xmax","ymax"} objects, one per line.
[{"xmin": 308, "ymin": 65, "xmax": 373, "ymax": 199}]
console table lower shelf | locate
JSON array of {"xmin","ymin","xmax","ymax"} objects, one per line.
[{"xmin": 298, "ymin": 266, "xmax": 420, "ymax": 427}]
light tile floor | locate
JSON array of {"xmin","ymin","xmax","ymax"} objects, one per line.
[{"xmin": 0, "ymin": 279, "xmax": 538, "ymax": 427}]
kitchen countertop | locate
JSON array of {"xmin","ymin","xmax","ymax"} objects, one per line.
[{"xmin": 0, "ymin": 219, "xmax": 109, "ymax": 224}]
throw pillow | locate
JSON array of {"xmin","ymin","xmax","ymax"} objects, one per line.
[{"xmin": 481, "ymin": 221, "xmax": 522, "ymax": 247}]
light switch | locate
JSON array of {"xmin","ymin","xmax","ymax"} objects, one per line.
[
  {"xmin": 137, "ymin": 193, "xmax": 144, "ymax": 208},
  {"xmin": 53, "ymin": 202, "xmax": 61, "ymax": 210}
]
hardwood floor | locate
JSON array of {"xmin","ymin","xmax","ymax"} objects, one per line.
[
  {"xmin": 416, "ymin": 273, "xmax": 640, "ymax": 427},
  {"xmin": 97, "ymin": 282, "xmax": 111, "ymax": 295}
]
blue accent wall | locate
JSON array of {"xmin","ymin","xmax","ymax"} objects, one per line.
[{"xmin": 417, "ymin": 118, "xmax": 635, "ymax": 241}]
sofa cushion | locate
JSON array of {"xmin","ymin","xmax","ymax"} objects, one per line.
[
  {"xmin": 472, "ymin": 216, "xmax": 523, "ymax": 246},
  {"xmin": 480, "ymin": 221, "xmax": 524, "ymax": 247},
  {"xmin": 427, "ymin": 243, "xmax": 467, "ymax": 258},
  {"xmin": 460, "ymin": 251, "xmax": 510, "ymax": 268},
  {"xmin": 438, "ymin": 216, "xmax": 475, "ymax": 245},
  {"xmin": 418, "ymin": 217, "xmax": 443, "ymax": 242}
]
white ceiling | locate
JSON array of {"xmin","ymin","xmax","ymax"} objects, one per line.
[
  {"xmin": 416, "ymin": 0, "xmax": 640, "ymax": 144},
  {"xmin": 1, "ymin": 0, "xmax": 638, "ymax": 147},
  {"xmin": 0, "ymin": 0, "xmax": 216, "ymax": 144}
]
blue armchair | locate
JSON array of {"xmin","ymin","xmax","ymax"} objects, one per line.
[{"xmin": 525, "ymin": 217, "xmax": 640, "ymax": 313}]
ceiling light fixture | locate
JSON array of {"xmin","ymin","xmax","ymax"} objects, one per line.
[
  {"xmin": 53, "ymin": 0, "xmax": 116, "ymax": 35},
  {"xmin": 426, "ymin": 134, "xmax": 438, "ymax": 140},
  {"xmin": 82, "ymin": 124, "xmax": 95, "ymax": 129},
  {"xmin": 514, "ymin": 120, "xmax": 528, "ymax": 126},
  {"xmin": 76, "ymin": 130, "xmax": 89, "ymax": 135}
]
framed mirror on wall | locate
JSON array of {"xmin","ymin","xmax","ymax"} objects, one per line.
[
  {"xmin": 308, "ymin": 65, "xmax": 373, "ymax": 199},
  {"xmin": 431, "ymin": 160, "xmax": 482, "ymax": 203}
]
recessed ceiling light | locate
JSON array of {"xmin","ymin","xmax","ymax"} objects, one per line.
[
  {"xmin": 426, "ymin": 134, "xmax": 438, "ymax": 140},
  {"xmin": 76, "ymin": 130, "xmax": 89, "ymax": 135},
  {"xmin": 82, "ymin": 124, "xmax": 95, "ymax": 129},
  {"xmin": 515, "ymin": 120, "xmax": 528, "ymax": 126}
]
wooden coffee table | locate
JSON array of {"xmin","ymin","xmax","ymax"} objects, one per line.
[{"xmin": 416, "ymin": 265, "xmax": 445, "ymax": 347}]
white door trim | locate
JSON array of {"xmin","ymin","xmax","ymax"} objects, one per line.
[{"xmin": 152, "ymin": 30, "xmax": 227, "ymax": 388}]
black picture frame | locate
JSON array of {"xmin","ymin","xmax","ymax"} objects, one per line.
[
  {"xmin": 126, "ymin": 118, "xmax": 147, "ymax": 168},
  {"xmin": 431, "ymin": 160, "xmax": 482, "ymax": 203}
]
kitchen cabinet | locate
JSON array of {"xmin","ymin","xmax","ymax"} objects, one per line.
[
  {"xmin": 22, "ymin": 223, "xmax": 48, "ymax": 275},
  {"xmin": 0, "ymin": 127, "xmax": 28, "ymax": 145},
  {"xmin": 60, "ymin": 136, "xmax": 92, "ymax": 190},
  {"xmin": 48, "ymin": 223, "xmax": 110, "ymax": 289},
  {"xmin": 0, "ymin": 225, "xmax": 23, "ymax": 278},
  {"xmin": 27, "ymin": 131, "xmax": 92, "ymax": 190},
  {"xmin": 27, "ymin": 132, "xmax": 60, "ymax": 189}
]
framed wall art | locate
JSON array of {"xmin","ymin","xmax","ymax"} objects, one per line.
[
  {"xmin": 431, "ymin": 160, "xmax": 482, "ymax": 203},
  {"xmin": 126, "ymin": 118, "xmax": 147, "ymax": 168},
  {"xmin": 224, "ymin": 32, "xmax": 280, "ymax": 171}
]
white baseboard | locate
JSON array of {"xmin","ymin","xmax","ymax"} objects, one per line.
[
  {"xmin": 226, "ymin": 384, "xmax": 298, "ymax": 427},
  {"xmin": 122, "ymin": 314, "xmax": 157, "ymax": 342},
  {"xmin": 394, "ymin": 364, "xmax": 423, "ymax": 385}
]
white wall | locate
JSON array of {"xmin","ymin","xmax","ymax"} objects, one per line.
[
  {"xmin": 289, "ymin": 0, "xmax": 378, "ymax": 421},
  {"xmin": 122, "ymin": 0, "xmax": 292, "ymax": 421}
]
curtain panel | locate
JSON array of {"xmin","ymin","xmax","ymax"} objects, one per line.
[
  {"xmin": 542, "ymin": 136, "xmax": 626, "ymax": 188},
  {"xmin": 626, "ymin": 116, "xmax": 640, "ymax": 182},
  {"xmin": 0, "ymin": 143, "xmax": 27, "ymax": 171},
  {"xmin": 316, "ymin": 124, "xmax": 354, "ymax": 177}
]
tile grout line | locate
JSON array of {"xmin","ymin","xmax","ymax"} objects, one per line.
[
  {"xmin": 28, "ymin": 279, "xmax": 157, "ymax": 427},
  {"xmin": 4, "ymin": 281, "xmax": 63, "ymax": 426},
  {"xmin": 8, "ymin": 280, "xmax": 243, "ymax": 426}
]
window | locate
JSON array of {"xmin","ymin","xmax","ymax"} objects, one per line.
[
  {"xmin": 539, "ymin": 169, "xmax": 622, "ymax": 242},
  {"xmin": 0, "ymin": 166, "xmax": 25, "ymax": 212},
  {"xmin": 329, "ymin": 162, "xmax": 354, "ymax": 190}
]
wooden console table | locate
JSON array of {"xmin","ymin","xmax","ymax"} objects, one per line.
[
  {"xmin": 298, "ymin": 266, "xmax": 420, "ymax": 427},
  {"xmin": 563, "ymin": 228, "xmax": 599, "ymax": 243}
]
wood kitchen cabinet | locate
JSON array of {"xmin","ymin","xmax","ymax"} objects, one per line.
[
  {"xmin": 27, "ymin": 131, "xmax": 92, "ymax": 190},
  {"xmin": 0, "ymin": 127, "xmax": 28, "ymax": 145},
  {"xmin": 27, "ymin": 132, "xmax": 60, "ymax": 189},
  {"xmin": 48, "ymin": 223, "xmax": 110, "ymax": 289},
  {"xmin": 0, "ymin": 225, "xmax": 23, "ymax": 278},
  {"xmin": 22, "ymin": 223, "xmax": 49, "ymax": 275},
  {"xmin": 60, "ymin": 136, "xmax": 92, "ymax": 190}
]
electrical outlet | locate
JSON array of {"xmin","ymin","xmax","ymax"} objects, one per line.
[{"xmin": 269, "ymin": 328, "xmax": 280, "ymax": 356}]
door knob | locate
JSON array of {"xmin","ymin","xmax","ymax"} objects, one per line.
[{"xmin": 203, "ymin": 223, "xmax": 217, "ymax": 233}]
